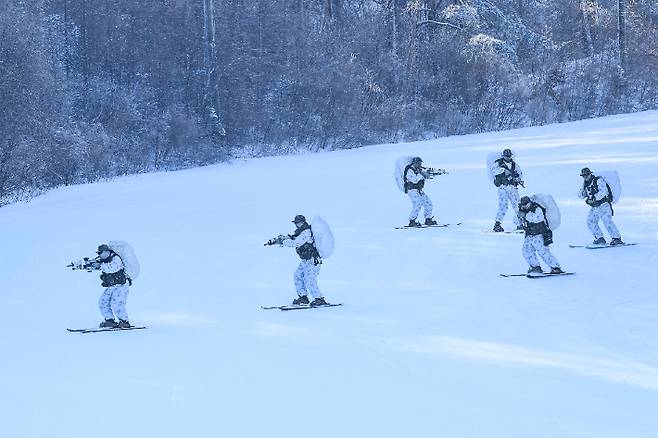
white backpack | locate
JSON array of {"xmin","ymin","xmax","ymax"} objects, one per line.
[
  {"xmin": 486, "ymin": 151, "xmax": 503, "ymax": 183},
  {"xmin": 394, "ymin": 156, "xmax": 415, "ymax": 192},
  {"xmin": 596, "ymin": 170, "xmax": 621, "ymax": 204},
  {"xmin": 530, "ymin": 194, "xmax": 561, "ymax": 230},
  {"xmin": 108, "ymin": 240, "xmax": 140, "ymax": 281},
  {"xmin": 311, "ymin": 216, "xmax": 334, "ymax": 259}
]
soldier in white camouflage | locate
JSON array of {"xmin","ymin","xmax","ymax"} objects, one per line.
[
  {"xmin": 518, "ymin": 196, "xmax": 563, "ymax": 275},
  {"xmin": 73, "ymin": 244, "xmax": 131, "ymax": 328},
  {"xmin": 403, "ymin": 157, "xmax": 438, "ymax": 227},
  {"xmin": 578, "ymin": 167, "xmax": 623, "ymax": 246},
  {"xmin": 267, "ymin": 215, "xmax": 328, "ymax": 307},
  {"xmin": 490, "ymin": 148, "xmax": 524, "ymax": 232}
]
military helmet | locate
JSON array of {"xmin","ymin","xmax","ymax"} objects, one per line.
[
  {"xmin": 502, "ymin": 148, "xmax": 513, "ymax": 158},
  {"xmin": 580, "ymin": 167, "xmax": 592, "ymax": 177},
  {"xmin": 96, "ymin": 244, "xmax": 111, "ymax": 254},
  {"xmin": 292, "ymin": 214, "xmax": 307, "ymax": 224},
  {"xmin": 411, "ymin": 156, "xmax": 422, "ymax": 165}
]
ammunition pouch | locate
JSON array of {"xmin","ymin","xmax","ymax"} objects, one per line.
[
  {"xmin": 100, "ymin": 269, "xmax": 127, "ymax": 287},
  {"xmin": 542, "ymin": 230, "xmax": 553, "ymax": 246}
]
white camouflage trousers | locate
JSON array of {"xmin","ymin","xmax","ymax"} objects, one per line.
[
  {"xmin": 294, "ymin": 259, "xmax": 322, "ymax": 299},
  {"xmin": 522, "ymin": 235, "xmax": 560, "ymax": 269},
  {"xmin": 495, "ymin": 185, "xmax": 521, "ymax": 225},
  {"xmin": 587, "ymin": 203, "xmax": 620, "ymax": 239},
  {"xmin": 407, "ymin": 189, "xmax": 433, "ymax": 221},
  {"xmin": 98, "ymin": 284, "xmax": 130, "ymax": 321}
]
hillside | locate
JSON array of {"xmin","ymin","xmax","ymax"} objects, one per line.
[{"xmin": 1, "ymin": 111, "xmax": 658, "ymax": 438}]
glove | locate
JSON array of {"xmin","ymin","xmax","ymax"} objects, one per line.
[
  {"xmin": 586, "ymin": 198, "xmax": 595, "ymax": 206},
  {"xmin": 74, "ymin": 258, "xmax": 87, "ymax": 270}
]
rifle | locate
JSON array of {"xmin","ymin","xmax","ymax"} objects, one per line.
[
  {"xmin": 66, "ymin": 256, "xmax": 100, "ymax": 272},
  {"xmin": 264, "ymin": 235, "xmax": 286, "ymax": 246},
  {"xmin": 511, "ymin": 170, "xmax": 525, "ymax": 188},
  {"xmin": 423, "ymin": 167, "xmax": 448, "ymax": 178}
]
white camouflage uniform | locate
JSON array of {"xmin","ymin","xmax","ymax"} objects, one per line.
[
  {"xmin": 283, "ymin": 229, "xmax": 322, "ymax": 299},
  {"xmin": 578, "ymin": 178, "xmax": 621, "ymax": 240},
  {"xmin": 490, "ymin": 159, "xmax": 523, "ymax": 226},
  {"xmin": 97, "ymin": 255, "xmax": 130, "ymax": 321},
  {"xmin": 521, "ymin": 207, "xmax": 561, "ymax": 270},
  {"xmin": 405, "ymin": 166, "xmax": 433, "ymax": 221}
]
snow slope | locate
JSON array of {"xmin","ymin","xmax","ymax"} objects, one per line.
[{"xmin": 1, "ymin": 111, "xmax": 658, "ymax": 438}]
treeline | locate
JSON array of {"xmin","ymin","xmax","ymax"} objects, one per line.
[{"xmin": 1, "ymin": 0, "xmax": 657, "ymax": 203}]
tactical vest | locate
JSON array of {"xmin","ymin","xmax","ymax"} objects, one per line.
[
  {"xmin": 584, "ymin": 176, "xmax": 612, "ymax": 207},
  {"xmin": 291, "ymin": 224, "xmax": 321, "ymax": 263},
  {"xmin": 494, "ymin": 159, "xmax": 517, "ymax": 187},
  {"xmin": 522, "ymin": 204, "xmax": 549, "ymax": 236},
  {"xmin": 522, "ymin": 203, "xmax": 553, "ymax": 245},
  {"xmin": 99, "ymin": 254, "xmax": 127, "ymax": 287},
  {"xmin": 403, "ymin": 165, "xmax": 425, "ymax": 193}
]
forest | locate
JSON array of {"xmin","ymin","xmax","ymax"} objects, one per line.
[{"xmin": 1, "ymin": 0, "xmax": 657, "ymax": 203}]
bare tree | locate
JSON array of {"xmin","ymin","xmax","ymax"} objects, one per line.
[
  {"xmin": 618, "ymin": 0, "xmax": 626, "ymax": 69},
  {"xmin": 202, "ymin": 0, "xmax": 224, "ymax": 133}
]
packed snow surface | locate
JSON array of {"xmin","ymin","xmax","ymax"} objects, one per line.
[{"xmin": 2, "ymin": 111, "xmax": 658, "ymax": 437}]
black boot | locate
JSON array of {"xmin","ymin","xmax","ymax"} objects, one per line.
[
  {"xmin": 527, "ymin": 266, "xmax": 542, "ymax": 274},
  {"xmin": 493, "ymin": 221, "xmax": 504, "ymax": 232},
  {"xmin": 117, "ymin": 319, "xmax": 132, "ymax": 328},
  {"xmin": 592, "ymin": 237, "xmax": 606, "ymax": 245},
  {"xmin": 610, "ymin": 237, "xmax": 624, "ymax": 246},
  {"xmin": 424, "ymin": 217, "xmax": 438, "ymax": 226},
  {"xmin": 408, "ymin": 219, "xmax": 422, "ymax": 227},
  {"xmin": 550, "ymin": 267, "xmax": 564, "ymax": 274},
  {"xmin": 99, "ymin": 319, "xmax": 118, "ymax": 328},
  {"xmin": 310, "ymin": 297, "xmax": 328, "ymax": 307},
  {"xmin": 292, "ymin": 295, "xmax": 309, "ymax": 305}
]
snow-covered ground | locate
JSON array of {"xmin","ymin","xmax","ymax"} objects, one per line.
[{"xmin": 2, "ymin": 111, "xmax": 658, "ymax": 438}]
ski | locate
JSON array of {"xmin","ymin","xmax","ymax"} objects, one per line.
[
  {"xmin": 261, "ymin": 303, "xmax": 343, "ymax": 311},
  {"xmin": 569, "ymin": 243, "xmax": 637, "ymax": 249},
  {"xmin": 395, "ymin": 222, "xmax": 462, "ymax": 230},
  {"xmin": 500, "ymin": 272, "xmax": 574, "ymax": 278},
  {"xmin": 67, "ymin": 326, "xmax": 147, "ymax": 334},
  {"xmin": 527, "ymin": 272, "xmax": 575, "ymax": 278},
  {"xmin": 484, "ymin": 230, "xmax": 524, "ymax": 234}
]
